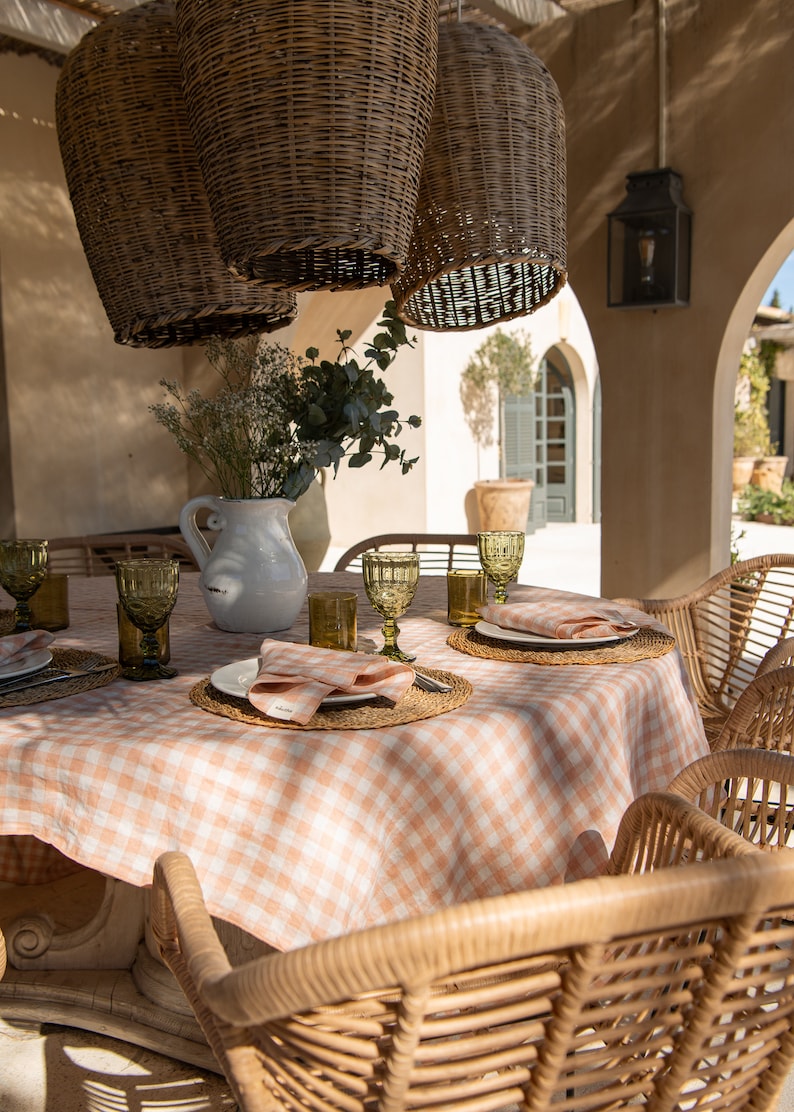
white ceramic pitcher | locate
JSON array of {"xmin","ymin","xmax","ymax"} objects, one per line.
[{"xmin": 179, "ymin": 496, "xmax": 308, "ymax": 633}]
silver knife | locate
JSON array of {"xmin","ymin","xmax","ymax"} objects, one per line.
[{"xmin": 0, "ymin": 661, "xmax": 119, "ymax": 696}]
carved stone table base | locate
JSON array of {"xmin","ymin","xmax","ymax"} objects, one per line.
[{"xmin": 0, "ymin": 865, "xmax": 269, "ymax": 1071}]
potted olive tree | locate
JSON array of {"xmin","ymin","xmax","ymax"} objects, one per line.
[{"xmin": 460, "ymin": 328, "xmax": 538, "ymax": 531}]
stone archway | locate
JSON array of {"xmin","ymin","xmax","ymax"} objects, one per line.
[{"xmin": 711, "ymin": 219, "xmax": 794, "ymax": 569}]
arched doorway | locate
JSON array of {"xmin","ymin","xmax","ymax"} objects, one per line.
[{"xmin": 502, "ymin": 348, "xmax": 576, "ymax": 532}]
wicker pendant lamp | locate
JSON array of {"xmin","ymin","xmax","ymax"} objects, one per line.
[
  {"xmin": 174, "ymin": 0, "xmax": 438, "ymax": 292},
  {"xmin": 55, "ymin": 0, "xmax": 297, "ymax": 348},
  {"xmin": 392, "ymin": 21, "xmax": 568, "ymax": 331}
]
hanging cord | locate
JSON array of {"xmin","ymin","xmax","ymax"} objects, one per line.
[{"xmin": 658, "ymin": 0, "xmax": 667, "ymax": 166}]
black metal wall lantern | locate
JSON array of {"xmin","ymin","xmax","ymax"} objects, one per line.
[{"xmin": 607, "ymin": 168, "xmax": 691, "ymax": 308}]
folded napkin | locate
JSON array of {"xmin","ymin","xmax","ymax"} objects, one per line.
[
  {"xmin": 0, "ymin": 628, "xmax": 54, "ymax": 666},
  {"xmin": 248, "ymin": 640, "xmax": 415, "ymax": 725},
  {"xmin": 478, "ymin": 595, "xmax": 639, "ymax": 640}
]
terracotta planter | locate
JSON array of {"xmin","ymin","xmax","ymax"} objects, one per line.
[
  {"xmin": 474, "ymin": 478, "xmax": 534, "ymax": 532},
  {"xmin": 752, "ymin": 456, "xmax": 788, "ymax": 495},
  {"xmin": 732, "ymin": 456, "xmax": 756, "ymax": 495}
]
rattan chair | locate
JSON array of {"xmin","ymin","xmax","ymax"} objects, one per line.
[
  {"xmin": 668, "ymin": 748, "xmax": 794, "ymax": 849},
  {"xmin": 709, "ymin": 665, "xmax": 794, "ymax": 753},
  {"xmin": 615, "ymin": 553, "xmax": 794, "ymax": 745},
  {"xmin": 47, "ymin": 533, "xmax": 198, "ymax": 577},
  {"xmin": 333, "ymin": 532, "xmax": 480, "ymax": 574},
  {"xmin": 151, "ymin": 792, "xmax": 793, "ymax": 1112}
]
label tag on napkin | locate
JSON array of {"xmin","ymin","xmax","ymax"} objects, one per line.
[{"xmin": 265, "ymin": 698, "xmax": 303, "ymax": 721}]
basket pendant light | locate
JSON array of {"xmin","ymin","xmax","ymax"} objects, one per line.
[
  {"xmin": 174, "ymin": 0, "xmax": 439, "ymax": 293},
  {"xmin": 392, "ymin": 21, "xmax": 568, "ymax": 331},
  {"xmin": 55, "ymin": 0, "xmax": 297, "ymax": 348}
]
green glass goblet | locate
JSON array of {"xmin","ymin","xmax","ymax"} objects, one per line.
[
  {"xmin": 362, "ymin": 552, "xmax": 420, "ymax": 662},
  {"xmin": 115, "ymin": 557, "xmax": 179, "ymax": 680},
  {"xmin": 477, "ymin": 531, "xmax": 525, "ymax": 604},
  {"xmin": 0, "ymin": 539, "xmax": 49, "ymax": 631}
]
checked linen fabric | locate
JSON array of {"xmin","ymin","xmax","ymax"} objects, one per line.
[{"xmin": 0, "ymin": 574, "xmax": 709, "ymax": 951}]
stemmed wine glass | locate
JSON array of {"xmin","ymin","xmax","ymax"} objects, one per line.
[
  {"xmin": 115, "ymin": 557, "xmax": 179, "ymax": 680},
  {"xmin": 477, "ymin": 531, "xmax": 525, "ymax": 604},
  {"xmin": 362, "ymin": 552, "xmax": 420, "ymax": 662},
  {"xmin": 0, "ymin": 539, "xmax": 49, "ymax": 631}
]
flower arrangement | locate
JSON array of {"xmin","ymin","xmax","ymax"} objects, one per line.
[{"xmin": 152, "ymin": 301, "xmax": 421, "ymax": 501}]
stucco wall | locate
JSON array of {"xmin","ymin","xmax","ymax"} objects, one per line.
[
  {"xmin": 527, "ymin": 0, "xmax": 794, "ymax": 596},
  {"xmin": 0, "ymin": 51, "xmax": 189, "ymax": 537}
]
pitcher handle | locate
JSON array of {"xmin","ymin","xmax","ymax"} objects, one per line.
[{"xmin": 178, "ymin": 496, "xmax": 222, "ymax": 571}]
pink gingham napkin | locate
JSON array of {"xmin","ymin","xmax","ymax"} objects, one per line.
[
  {"xmin": 248, "ymin": 640, "xmax": 415, "ymax": 725},
  {"xmin": 479, "ymin": 592, "xmax": 639, "ymax": 640},
  {"xmin": 0, "ymin": 628, "xmax": 54, "ymax": 666}
]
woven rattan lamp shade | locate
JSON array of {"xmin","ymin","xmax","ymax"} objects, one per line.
[
  {"xmin": 174, "ymin": 0, "xmax": 438, "ymax": 292},
  {"xmin": 392, "ymin": 21, "xmax": 567, "ymax": 331},
  {"xmin": 55, "ymin": 0, "xmax": 296, "ymax": 348}
]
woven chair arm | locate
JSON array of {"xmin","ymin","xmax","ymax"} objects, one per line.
[
  {"xmin": 152, "ymin": 852, "xmax": 233, "ymax": 990},
  {"xmin": 756, "ymin": 637, "xmax": 794, "ymax": 676},
  {"xmin": 668, "ymin": 748, "xmax": 794, "ymax": 799},
  {"xmin": 157, "ymin": 848, "xmax": 783, "ymax": 1029},
  {"xmin": 607, "ymin": 790, "xmax": 756, "ymax": 875}
]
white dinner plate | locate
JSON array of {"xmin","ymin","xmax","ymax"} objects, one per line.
[
  {"xmin": 474, "ymin": 620, "xmax": 641, "ymax": 648},
  {"xmin": 210, "ymin": 657, "xmax": 377, "ymax": 706},
  {"xmin": 0, "ymin": 647, "xmax": 53, "ymax": 681}
]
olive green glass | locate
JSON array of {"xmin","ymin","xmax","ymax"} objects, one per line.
[
  {"xmin": 447, "ymin": 569, "xmax": 487, "ymax": 626},
  {"xmin": 362, "ymin": 552, "xmax": 420, "ymax": 662},
  {"xmin": 308, "ymin": 591, "xmax": 357, "ymax": 651},
  {"xmin": 477, "ymin": 531, "xmax": 525, "ymax": 604},
  {"xmin": 0, "ymin": 539, "xmax": 49, "ymax": 631},
  {"xmin": 115, "ymin": 558, "xmax": 179, "ymax": 680}
]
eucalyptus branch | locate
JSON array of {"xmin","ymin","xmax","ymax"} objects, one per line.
[{"xmin": 151, "ymin": 301, "xmax": 421, "ymax": 501}]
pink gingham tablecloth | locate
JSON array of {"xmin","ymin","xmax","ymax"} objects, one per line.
[{"xmin": 0, "ymin": 574, "xmax": 708, "ymax": 951}]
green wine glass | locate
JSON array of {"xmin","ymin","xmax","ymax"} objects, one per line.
[
  {"xmin": 477, "ymin": 531, "xmax": 525, "ymax": 604},
  {"xmin": 115, "ymin": 557, "xmax": 179, "ymax": 680},
  {"xmin": 0, "ymin": 539, "xmax": 49, "ymax": 631},
  {"xmin": 362, "ymin": 552, "xmax": 420, "ymax": 662}
]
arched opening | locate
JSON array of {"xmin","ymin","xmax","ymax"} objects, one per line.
[{"xmin": 712, "ymin": 220, "xmax": 794, "ymax": 569}]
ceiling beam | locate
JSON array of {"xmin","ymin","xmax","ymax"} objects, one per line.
[
  {"xmin": 469, "ymin": 0, "xmax": 567, "ymax": 30},
  {"xmin": 0, "ymin": 0, "xmax": 93, "ymax": 53}
]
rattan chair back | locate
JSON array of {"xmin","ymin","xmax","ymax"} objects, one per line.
[
  {"xmin": 153, "ymin": 792, "xmax": 794, "ymax": 1112},
  {"xmin": 55, "ymin": 0, "xmax": 296, "ymax": 347},
  {"xmin": 334, "ymin": 532, "xmax": 480, "ymax": 574},
  {"xmin": 392, "ymin": 21, "xmax": 567, "ymax": 331},
  {"xmin": 615, "ymin": 553, "xmax": 794, "ymax": 745},
  {"xmin": 669, "ymin": 748, "xmax": 794, "ymax": 849},
  {"xmin": 174, "ymin": 0, "xmax": 438, "ymax": 292},
  {"xmin": 47, "ymin": 533, "xmax": 198, "ymax": 577},
  {"xmin": 710, "ymin": 666, "xmax": 794, "ymax": 754}
]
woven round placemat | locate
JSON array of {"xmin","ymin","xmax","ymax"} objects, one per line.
[
  {"xmin": 447, "ymin": 626, "xmax": 675, "ymax": 665},
  {"xmin": 191, "ymin": 667, "xmax": 472, "ymax": 731},
  {"xmin": 0, "ymin": 648, "xmax": 121, "ymax": 707}
]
